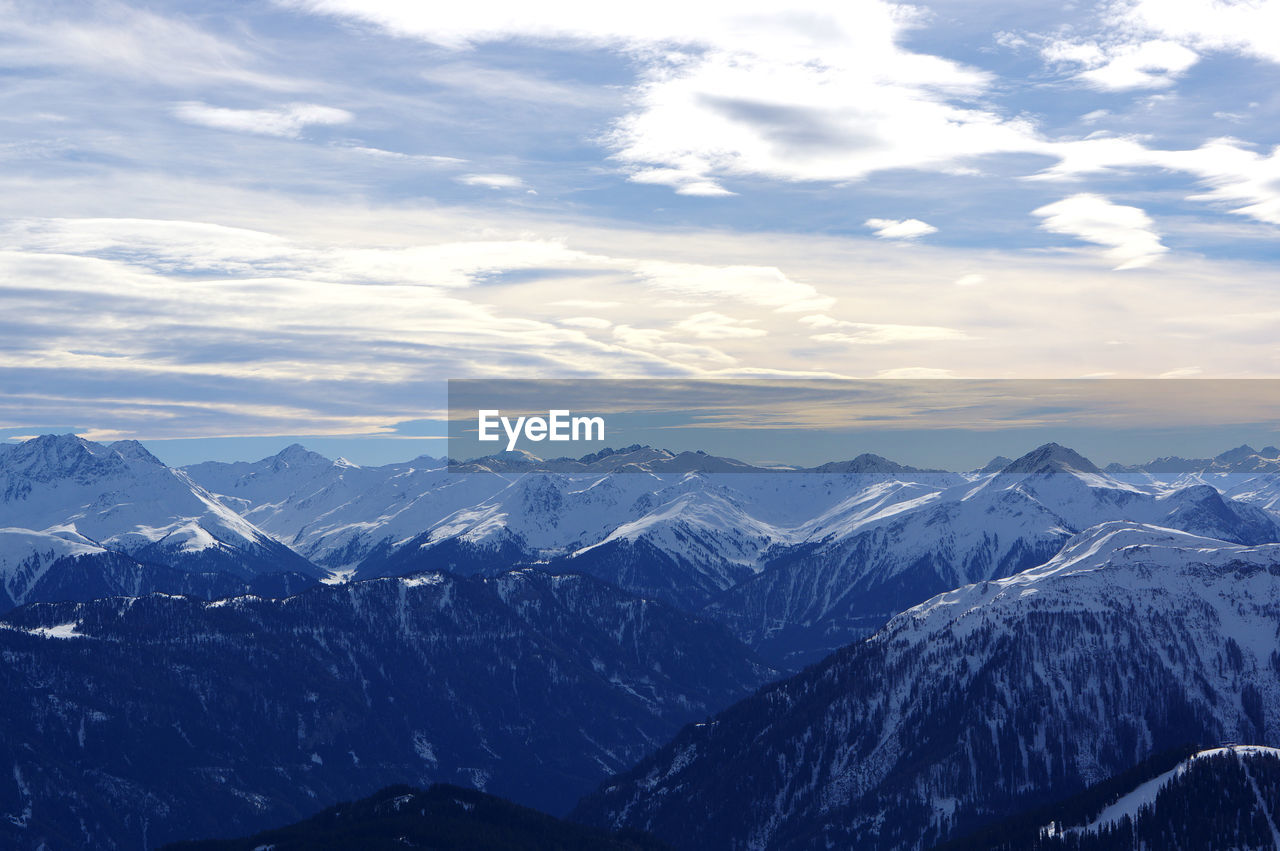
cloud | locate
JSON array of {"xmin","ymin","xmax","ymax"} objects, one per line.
[
  {"xmin": 1032, "ymin": 194, "xmax": 1168, "ymax": 270},
  {"xmin": 1122, "ymin": 0, "xmax": 1280, "ymax": 65},
  {"xmin": 6, "ymin": 200, "xmax": 1280, "ymax": 440},
  {"xmin": 1034, "ymin": 0, "xmax": 1280, "ymax": 93},
  {"xmin": 0, "ymin": 218, "xmax": 609, "ymax": 287},
  {"xmin": 550, "ymin": 299, "xmax": 623, "ymax": 309},
  {"xmin": 559, "ymin": 316, "xmax": 612, "ymax": 329},
  {"xmin": 1080, "ymin": 40, "xmax": 1200, "ymax": 90},
  {"xmin": 865, "ymin": 218, "xmax": 938, "ymax": 240},
  {"xmin": 173, "ymin": 102, "xmax": 353, "ymax": 137},
  {"xmin": 876, "ymin": 367, "xmax": 955, "ymax": 378},
  {"xmin": 673, "ymin": 312, "xmax": 766, "ymax": 339},
  {"xmin": 0, "ymin": 1, "xmax": 299, "ymax": 90},
  {"xmin": 344, "ymin": 145, "xmax": 467, "ymax": 165},
  {"xmin": 1159, "ymin": 366, "xmax": 1203, "ymax": 378},
  {"xmin": 798, "ymin": 314, "xmax": 969, "ymax": 345},
  {"xmin": 285, "ymin": 0, "xmax": 1039, "ymax": 196},
  {"xmin": 954, "ymin": 274, "xmax": 985, "ymax": 287},
  {"xmin": 610, "ymin": 325, "xmax": 737, "ymax": 366},
  {"xmin": 279, "ymin": 0, "xmax": 1280, "ymax": 234},
  {"xmin": 1043, "ymin": 38, "xmax": 1199, "ymax": 90},
  {"xmin": 633, "ymin": 261, "xmax": 835, "ymax": 312},
  {"xmin": 457, "ymin": 173, "xmax": 529, "ymax": 190}
]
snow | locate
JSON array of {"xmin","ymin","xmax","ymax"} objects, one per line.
[
  {"xmin": 401, "ymin": 574, "xmax": 446, "ymax": 587},
  {"xmin": 30, "ymin": 622, "xmax": 84, "ymax": 639},
  {"xmin": 0, "ymin": 435, "xmax": 287, "ymax": 572},
  {"xmin": 0, "ymin": 620, "xmax": 88, "ymax": 639},
  {"xmin": 1073, "ymin": 745, "xmax": 1280, "ymax": 834},
  {"xmin": 0, "ymin": 527, "xmax": 105, "ymax": 575}
]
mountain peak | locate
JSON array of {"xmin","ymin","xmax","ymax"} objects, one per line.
[
  {"xmin": 2, "ymin": 433, "xmax": 115, "ymax": 481},
  {"xmin": 807, "ymin": 453, "xmax": 925, "ymax": 475},
  {"xmin": 271, "ymin": 443, "xmax": 331, "ymax": 467},
  {"xmin": 1000, "ymin": 442, "xmax": 1101, "ymax": 475},
  {"xmin": 1214, "ymin": 444, "xmax": 1258, "ymax": 463},
  {"xmin": 975, "ymin": 455, "xmax": 1014, "ymax": 475},
  {"xmin": 108, "ymin": 439, "xmax": 164, "ymax": 466}
]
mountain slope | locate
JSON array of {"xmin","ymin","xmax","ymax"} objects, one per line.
[
  {"xmin": 708, "ymin": 444, "xmax": 1280, "ymax": 665},
  {"xmin": 575, "ymin": 522, "xmax": 1280, "ymax": 850},
  {"xmin": 939, "ymin": 744, "xmax": 1280, "ymax": 850},
  {"xmin": 184, "ymin": 447, "xmax": 515, "ymax": 573},
  {"xmin": 0, "ymin": 435, "xmax": 321, "ymax": 607},
  {"xmin": 0, "ymin": 569, "xmax": 772, "ymax": 849},
  {"xmin": 162, "ymin": 783, "xmax": 669, "ymax": 851},
  {"xmin": 186, "ymin": 445, "xmax": 962, "ymax": 613}
]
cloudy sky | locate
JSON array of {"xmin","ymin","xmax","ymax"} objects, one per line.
[{"xmin": 2, "ymin": 0, "xmax": 1279, "ymax": 461}]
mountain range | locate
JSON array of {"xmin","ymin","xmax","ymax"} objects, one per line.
[
  {"xmin": 0, "ymin": 568, "xmax": 770, "ymax": 848},
  {"xmin": 4, "ymin": 434, "xmax": 1280, "ymax": 848},
  {"xmin": 573, "ymin": 521, "xmax": 1280, "ymax": 849},
  {"xmin": 7, "ymin": 435, "xmax": 1280, "ymax": 667}
]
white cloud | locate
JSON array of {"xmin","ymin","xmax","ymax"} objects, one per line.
[
  {"xmin": 0, "ymin": 2, "xmax": 299, "ymax": 90},
  {"xmin": 1036, "ymin": 135, "xmax": 1280, "ymax": 227},
  {"xmin": 1123, "ymin": 0, "xmax": 1280, "ymax": 65},
  {"xmin": 954, "ymin": 273, "xmax": 985, "ymax": 287},
  {"xmin": 559, "ymin": 316, "xmax": 613, "ymax": 329},
  {"xmin": 876, "ymin": 367, "xmax": 955, "ymax": 378},
  {"xmin": 286, "ymin": 0, "xmax": 1040, "ymax": 195},
  {"xmin": 673, "ymin": 312, "xmax": 766, "ymax": 339},
  {"xmin": 1042, "ymin": 38, "xmax": 1199, "ymax": 91},
  {"xmin": 7, "ymin": 199, "xmax": 1280, "ymax": 441},
  {"xmin": 1041, "ymin": 40, "xmax": 1107, "ymax": 67},
  {"xmin": 457, "ymin": 173, "xmax": 529, "ymax": 190},
  {"xmin": 610, "ymin": 324, "xmax": 738, "ymax": 366},
  {"xmin": 280, "ymin": 0, "xmax": 1280, "ymax": 234},
  {"xmin": 1032, "ymin": 194, "xmax": 1168, "ymax": 270},
  {"xmin": 633, "ymin": 261, "xmax": 835, "ymax": 312},
  {"xmin": 0, "ymin": 218, "xmax": 607, "ymax": 287},
  {"xmin": 865, "ymin": 218, "xmax": 938, "ymax": 240},
  {"xmin": 798, "ymin": 314, "xmax": 969, "ymax": 344},
  {"xmin": 173, "ymin": 102, "xmax": 353, "ymax": 137},
  {"xmin": 1034, "ymin": 0, "xmax": 1280, "ymax": 94},
  {"xmin": 551, "ymin": 299, "xmax": 622, "ymax": 309},
  {"xmin": 344, "ymin": 145, "xmax": 467, "ymax": 165},
  {"xmin": 1074, "ymin": 40, "xmax": 1200, "ymax": 90}
]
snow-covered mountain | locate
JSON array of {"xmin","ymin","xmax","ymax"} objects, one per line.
[
  {"xmin": 707, "ymin": 443, "xmax": 1280, "ymax": 665},
  {"xmin": 0, "ymin": 435, "xmax": 320, "ymax": 607},
  {"xmin": 575, "ymin": 521, "xmax": 1280, "ymax": 850},
  {"xmin": 184, "ymin": 445, "xmax": 513, "ymax": 572},
  {"xmin": 1107, "ymin": 444, "xmax": 1280, "ymax": 512},
  {"xmin": 938, "ymin": 743, "xmax": 1280, "ymax": 850},
  {"xmin": 185, "ymin": 444, "xmax": 963, "ymax": 609},
  {"xmin": 1107, "ymin": 443, "xmax": 1280, "ymax": 477},
  {"xmin": 1047, "ymin": 745, "xmax": 1280, "ymax": 848},
  {"xmin": 9, "ymin": 436, "xmax": 1280, "ymax": 660}
]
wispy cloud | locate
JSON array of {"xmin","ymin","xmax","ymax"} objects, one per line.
[
  {"xmin": 674, "ymin": 312, "xmax": 766, "ymax": 340},
  {"xmin": 457, "ymin": 173, "xmax": 529, "ymax": 190},
  {"xmin": 1043, "ymin": 38, "xmax": 1199, "ymax": 90},
  {"xmin": 173, "ymin": 102, "xmax": 353, "ymax": 137},
  {"xmin": 0, "ymin": 1, "xmax": 299, "ymax": 90},
  {"xmin": 865, "ymin": 218, "xmax": 938, "ymax": 240},
  {"xmin": 798, "ymin": 314, "xmax": 969, "ymax": 345},
  {"xmin": 633, "ymin": 261, "xmax": 834, "ymax": 313},
  {"xmin": 1033, "ymin": 194, "xmax": 1168, "ymax": 270}
]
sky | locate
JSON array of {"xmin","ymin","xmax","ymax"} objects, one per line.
[{"xmin": 2, "ymin": 0, "xmax": 1279, "ymax": 464}]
